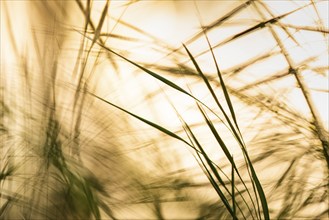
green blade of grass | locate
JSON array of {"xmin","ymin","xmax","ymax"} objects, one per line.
[
  {"xmin": 91, "ymin": 90, "xmax": 247, "ymax": 218},
  {"xmin": 182, "ymin": 123, "xmax": 235, "ymax": 218},
  {"xmin": 196, "ymin": 101, "xmax": 260, "ymax": 219},
  {"xmin": 196, "ymin": 102, "xmax": 233, "ymax": 164},
  {"xmin": 183, "ymin": 115, "xmax": 257, "ymax": 220},
  {"xmin": 197, "ymin": 153, "xmax": 236, "ymax": 218},
  {"xmin": 89, "ymin": 93, "xmax": 193, "ymax": 150},
  {"xmin": 183, "ymin": 43, "xmax": 250, "ymax": 179},
  {"xmin": 166, "ymin": 93, "xmax": 251, "ymax": 219},
  {"xmin": 81, "ymin": 34, "xmax": 232, "ymax": 128},
  {"xmin": 183, "ymin": 44, "xmax": 241, "ymax": 139},
  {"xmin": 182, "ymin": 122, "xmax": 228, "ymax": 191},
  {"xmin": 244, "ymin": 155, "xmax": 270, "ymax": 220},
  {"xmin": 86, "ymin": 25, "xmax": 269, "ymax": 220},
  {"xmin": 232, "ymin": 155, "xmax": 237, "ymax": 220},
  {"xmin": 183, "ymin": 44, "xmax": 251, "ymax": 194},
  {"xmin": 182, "ymin": 44, "xmax": 229, "ymax": 122},
  {"xmin": 203, "ymin": 34, "xmax": 239, "ymax": 131},
  {"xmin": 165, "ymin": 93, "xmax": 230, "ymax": 192},
  {"xmin": 182, "ymin": 43, "xmax": 260, "ymax": 218},
  {"xmin": 201, "ymin": 34, "xmax": 269, "ymax": 219}
]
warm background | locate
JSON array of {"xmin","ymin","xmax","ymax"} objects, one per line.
[{"xmin": 1, "ymin": 1, "xmax": 328, "ymax": 219}]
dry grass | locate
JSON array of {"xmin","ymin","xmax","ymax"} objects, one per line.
[{"xmin": 1, "ymin": 0, "xmax": 328, "ymax": 219}]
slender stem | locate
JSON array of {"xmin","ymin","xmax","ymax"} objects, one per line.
[{"xmin": 254, "ymin": 1, "xmax": 329, "ymax": 171}]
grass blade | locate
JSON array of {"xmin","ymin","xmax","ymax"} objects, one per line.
[
  {"xmin": 89, "ymin": 93, "xmax": 193, "ymax": 149},
  {"xmin": 194, "ymin": 2, "xmax": 312, "ymax": 59},
  {"xmin": 203, "ymin": 34, "xmax": 239, "ymax": 130},
  {"xmin": 183, "ymin": 43, "xmax": 241, "ymax": 136},
  {"xmin": 196, "ymin": 102, "xmax": 233, "ymax": 164},
  {"xmin": 182, "ymin": 122, "xmax": 235, "ymax": 218},
  {"xmin": 232, "ymin": 155, "xmax": 237, "ymax": 220},
  {"xmin": 92, "ymin": 0, "xmax": 109, "ymax": 46}
]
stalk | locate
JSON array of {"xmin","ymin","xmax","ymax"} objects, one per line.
[{"xmin": 254, "ymin": 0, "xmax": 329, "ymax": 172}]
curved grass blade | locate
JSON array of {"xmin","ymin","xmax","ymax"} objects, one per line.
[
  {"xmin": 201, "ymin": 34, "xmax": 269, "ymax": 219},
  {"xmin": 80, "ymin": 34, "xmax": 234, "ymax": 129},
  {"xmin": 166, "ymin": 92, "xmax": 253, "ymax": 219},
  {"xmin": 232, "ymin": 155, "xmax": 237, "ymax": 220},
  {"xmin": 182, "ymin": 123, "xmax": 235, "ymax": 218},
  {"xmin": 196, "ymin": 101, "xmax": 261, "ymax": 219},
  {"xmin": 183, "ymin": 43, "xmax": 261, "ymax": 218},
  {"xmin": 183, "ymin": 44, "xmax": 241, "ymax": 136},
  {"xmin": 203, "ymin": 34, "xmax": 239, "ymax": 131},
  {"xmin": 89, "ymin": 93, "xmax": 193, "ymax": 150}
]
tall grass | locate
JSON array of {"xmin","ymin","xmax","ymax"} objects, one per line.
[{"xmin": 1, "ymin": 0, "xmax": 328, "ymax": 219}]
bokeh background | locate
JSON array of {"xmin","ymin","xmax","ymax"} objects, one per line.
[{"xmin": 1, "ymin": 1, "xmax": 328, "ymax": 219}]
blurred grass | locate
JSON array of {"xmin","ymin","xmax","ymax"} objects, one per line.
[{"xmin": 1, "ymin": 0, "xmax": 328, "ymax": 219}]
